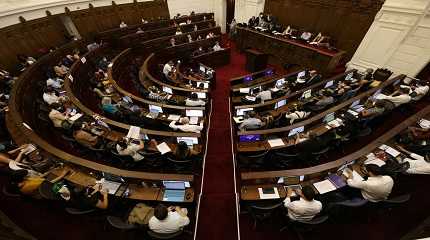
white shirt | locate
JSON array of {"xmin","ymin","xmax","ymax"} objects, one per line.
[
  {"xmin": 169, "ymin": 121, "xmax": 203, "ymax": 133},
  {"xmin": 376, "ymin": 94, "xmax": 411, "ymax": 107},
  {"xmin": 404, "ymin": 153, "xmax": 430, "ymax": 174},
  {"xmin": 119, "ymin": 23, "xmax": 127, "ymax": 28},
  {"xmin": 175, "ymin": 31, "xmax": 182, "ymax": 35},
  {"xmin": 347, "ymin": 175, "xmax": 394, "ymax": 202},
  {"xmin": 116, "ymin": 144, "xmax": 144, "ymax": 161},
  {"xmin": 148, "ymin": 211, "xmax": 190, "ymax": 234},
  {"xmin": 239, "ymin": 117, "xmax": 263, "ymax": 130},
  {"xmin": 48, "ymin": 109, "xmax": 67, "ymax": 128},
  {"xmin": 256, "ymin": 90, "xmax": 272, "ymax": 102},
  {"xmin": 163, "ymin": 64, "xmax": 172, "ymax": 76},
  {"xmin": 412, "ymin": 86, "xmax": 429, "ymax": 100},
  {"xmin": 213, "ymin": 44, "xmax": 223, "ymax": 51},
  {"xmin": 46, "ymin": 78, "xmax": 63, "ymax": 89},
  {"xmin": 284, "ymin": 197, "xmax": 322, "ymax": 222},
  {"xmin": 43, "ymin": 92, "xmax": 60, "ymax": 105},
  {"xmin": 185, "ymin": 98, "xmax": 206, "ymax": 106},
  {"xmin": 285, "ymin": 111, "xmax": 311, "ymax": 124}
]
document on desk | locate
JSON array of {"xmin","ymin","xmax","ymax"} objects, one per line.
[
  {"xmin": 245, "ymin": 96, "xmax": 256, "ymax": 102},
  {"xmin": 186, "ymin": 109, "xmax": 203, "ymax": 117},
  {"xmin": 167, "ymin": 114, "xmax": 181, "ymax": 121},
  {"xmin": 239, "ymin": 88, "xmax": 250, "ymax": 94},
  {"xmin": 365, "ymin": 158, "xmax": 386, "ymax": 167},
  {"xmin": 189, "ymin": 116, "xmax": 199, "ymax": 125},
  {"xmin": 68, "ymin": 113, "xmax": 83, "ymax": 122},
  {"xmin": 313, "ymin": 179, "xmax": 337, "ymax": 194},
  {"xmin": 352, "ymin": 170, "xmax": 364, "ymax": 181},
  {"xmin": 126, "ymin": 126, "xmax": 141, "ymax": 140},
  {"xmin": 101, "ymin": 179, "xmax": 122, "ymax": 194},
  {"xmin": 156, "ymin": 142, "xmax": 171, "ymax": 155},
  {"xmin": 258, "ymin": 187, "xmax": 280, "ymax": 199},
  {"xmin": 268, "ymin": 138, "xmax": 285, "ymax": 148},
  {"xmin": 385, "ymin": 146, "xmax": 400, "ymax": 157}
]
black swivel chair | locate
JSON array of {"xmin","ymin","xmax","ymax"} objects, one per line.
[
  {"xmin": 270, "ymin": 151, "xmax": 298, "ymax": 169},
  {"xmin": 147, "ymin": 229, "xmax": 186, "ymax": 239},
  {"xmin": 281, "ymin": 215, "xmax": 329, "ymax": 240},
  {"xmin": 247, "ymin": 201, "xmax": 284, "ymax": 230},
  {"xmin": 237, "ymin": 150, "xmax": 269, "ymax": 169},
  {"xmin": 166, "ymin": 155, "xmax": 193, "ymax": 173}
]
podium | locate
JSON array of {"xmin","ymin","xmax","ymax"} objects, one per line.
[{"xmin": 245, "ymin": 49, "xmax": 268, "ymax": 72}]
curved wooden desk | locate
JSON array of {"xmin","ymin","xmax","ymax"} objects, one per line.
[
  {"xmin": 236, "ymin": 74, "xmax": 405, "ymax": 136},
  {"xmin": 230, "ymin": 68, "xmax": 275, "ymax": 86}
]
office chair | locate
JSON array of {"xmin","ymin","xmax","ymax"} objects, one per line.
[
  {"xmin": 147, "ymin": 229, "xmax": 185, "ymax": 239},
  {"xmin": 106, "ymin": 216, "xmax": 137, "ymax": 230},
  {"xmin": 65, "ymin": 207, "xmax": 96, "ymax": 215},
  {"xmin": 141, "ymin": 151, "xmax": 164, "ymax": 170},
  {"xmin": 166, "ymin": 155, "xmax": 193, "ymax": 173},
  {"xmin": 1, "ymin": 185, "xmax": 20, "ymax": 197},
  {"xmin": 281, "ymin": 215, "xmax": 329, "ymax": 240},
  {"xmin": 270, "ymin": 151, "xmax": 298, "ymax": 169},
  {"xmin": 237, "ymin": 150, "xmax": 269, "ymax": 169},
  {"xmin": 247, "ymin": 201, "xmax": 284, "ymax": 230},
  {"xmin": 383, "ymin": 193, "xmax": 411, "ymax": 204},
  {"xmin": 310, "ymin": 146, "xmax": 330, "ymax": 165},
  {"xmin": 37, "ymin": 113, "xmax": 50, "ymax": 124},
  {"xmin": 38, "ymin": 181, "xmax": 60, "ymax": 200}
]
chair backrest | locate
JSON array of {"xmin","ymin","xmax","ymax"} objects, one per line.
[
  {"xmin": 241, "ymin": 150, "xmax": 269, "ymax": 159},
  {"xmin": 166, "ymin": 155, "xmax": 192, "ymax": 164},
  {"xmin": 311, "ymin": 146, "xmax": 330, "ymax": 155},
  {"xmin": 249, "ymin": 201, "xmax": 283, "ymax": 211},
  {"xmin": 384, "ymin": 193, "xmax": 411, "ymax": 204},
  {"xmin": 300, "ymin": 215, "xmax": 329, "ymax": 225},
  {"xmin": 147, "ymin": 229, "xmax": 183, "ymax": 239},
  {"xmin": 273, "ymin": 151, "xmax": 298, "ymax": 158},
  {"xmin": 334, "ymin": 198, "xmax": 368, "ymax": 207}
]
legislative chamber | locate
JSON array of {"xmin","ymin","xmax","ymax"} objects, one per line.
[{"xmin": 0, "ymin": 0, "xmax": 429, "ymax": 240}]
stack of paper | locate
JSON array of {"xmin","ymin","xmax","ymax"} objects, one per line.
[
  {"xmin": 258, "ymin": 187, "xmax": 280, "ymax": 199},
  {"xmin": 157, "ymin": 142, "xmax": 172, "ymax": 155},
  {"xmin": 239, "ymin": 88, "xmax": 250, "ymax": 94},
  {"xmin": 268, "ymin": 138, "xmax": 285, "ymax": 148},
  {"xmin": 189, "ymin": 117, "xmax": 199, "ymax": 125},
  {"xmin": 384, "ymin": 146, "xmax": 400, "ymax": 157},
  {"xmin": 167, "ymin": 114, "xmax": 181, "ymax": 121},
  {"xmin": 313, "ymin": 180, "xmax": 337, "ymax": 194}
]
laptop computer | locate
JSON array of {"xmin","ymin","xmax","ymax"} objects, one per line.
[{"xmin": 163, "ymin": 181, "xmax": 186, "ymax": 202}]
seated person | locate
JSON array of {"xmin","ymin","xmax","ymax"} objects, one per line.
[
  {"xmin": 238, "ymin": 111, "xmax": 264, "ymax": 131},
  {"xmin": 407, "ymin": 126, "xmax": 430, "ymax": 141},
  {"xmin": 375, "ymin": 86, "xmax": 412, "ymax": 107},
  {"xmin": 193, "ymin": 47, "xmax": 205, "ymax": 56},
  {"xmin": 310, "ymin": 32, "xmax": 330, "ymax": 47},
  {"xmin": 185, "ymin": 93, "xmax": 206, "ymax": 106},
  {"xmin": 141, "ymin": 18, "xmax": 149, "ymax": 24},
  {"xmin": 187, "ymin": 34, "xmax": 193, "ymax": 43},
  {"xmin": 170, "ymin": 38, "xmax": 176, "ymax": 47},
  {"xmin": 148, "ymin": 204, "xmax": 190, "ymax": 234},
  {"xmin": 248, "ymin": 16, "xmax": 258, "ymax": 27},
  {"xmin": 186, "ymin": 19, "xmax": 192, "ymax": 24},
  {"xmin": 69, "ymin": 183, "xmax": 108, "ymax": 210},
  {"xmin": 46, "ymin": 77, "xmax": 63, "ymax": 89},
  {"xmin": 0, "ymin": 144, "xmax": 32, "ymax": 166},
  {"xmin": 300, "ymin": 31, "xmax": 312, "ymax": 41},
  {"xmin": 116, "ymin": 138, "xmax": 145, "ymax": 162},
  {"xmin": 49, "ymin": 107, "xmax": 69, "ymax": 128},
  {"xmin": 101, "ymin": 97, "xmax": 120, "ymax": 115},
  {"xmin": 196, "ymin": 35, "xmax": 202, "ymax": 41},
  {"xmin": 213, "ymin": 41, "xmax": 223, "ymax": 51},
  {"xmin": 362, "ymin": 68, "xmax": 374, "ymax": 80},
  {"xmin": 283, "ymin": 185, "xmax": 322, "ymax": 222},
  {"xmin": 72, "ymin": 123, "xmax": 102, "ymax": 148},
  {"xmin": 285, "ymin": 110, "xmax": 311, "ymax": 124},
  {"xmin": 307, "ymin": 70, "xmax": 321, "ymax": 85},
  {"xmin": 345, "ymin": 164, "xmax": 394, "ymax": 202},
  {"xmin": 136, "ymin": 28, "xmax": 144, "ymax": 34},
  {"xmin": 408, "ymin": 81, "xmax": 429, "ymax": 101},
  {"xmin": 169, "ymin": 117, "xmax": 203, "ymax": 133},
  {"xmin": 194, "ymin": 25, "xmax": 198, "ymax": 31},
  {"xmin": 360, "ymin": 100, "xmax": 386, "ymax": 119},
  {"xmin": 282, "ymin": 25, "xmax": 293, "ymax": 35},
  {"xmin": 175, "ymin": 27, "xmax": 182, "ymax": 35},
  {"xmin": 43, "ymin": 88, "xmax": 64, "ymax": 105},
  {"xmin": 119, "ymin": 21, "xmax": 127, "ymax": 28},
  {"xmin": 395, "ymin": 145, "xmax": 430, "ymax": 174},
  {"xmin": 163, "ymin": 61, "xmax": 174, "ymax": 77},
  {"xmin": 174, "ymin": 141, "xmax": 199, "ymax": 161},
  {"xmin": 296, "ymin": 70, "xmax": 310, "ymax": 84},
  {"xmin": 97, "ymin": 57, "xmax": 109, "ymax": 71},
  {"xmin": 255, "ymin": 87, "xmax": 272, "ymax": 103},
  {"xmin": 147, "ymin": 86, "xmax": 170, "ymax": 102},
  {"xmin": 54, "ymin": 64, "xmax": 69, "ymax": 77},
  {"xmin": 87, "ymin": 42, "xmax": 100, "ymax": 51},
  {"xmin": 206, "ymin": 32, "xmax": 215, "ymax": 39},
  {"xmin": 314, "ymin": 90, "xmax": 334, "ymax": 107}
]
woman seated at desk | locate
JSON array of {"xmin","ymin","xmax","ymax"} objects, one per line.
[
  {"xmin": 69, "ymin": 183, "xmax": 109, "ymax": 210},
  {"xmin": 72, "ymin": 123, "xmax": 104, "ymax": 149},
  {"xmin": 174, "ymin": 141, "xmax": 199, "ymax": 161}
]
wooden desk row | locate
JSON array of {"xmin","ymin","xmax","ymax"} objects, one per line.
[
  {"xmin": 236, "ymin": 27, "xmax": 346, "ymax": 75},
  {"xmin": 234, "ymin": 70, "xmax": 355, "ymax": 110},
  {"xmin": 240, "ymin": 104, "xmax": 430, "ymax": 200},
  {"xmin": 230, "ymin": 68, "xmax": 275, "ymax": 87}
]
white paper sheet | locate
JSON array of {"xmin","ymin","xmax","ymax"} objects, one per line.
[
  {"xmin": 268, "ymin": 138, "xmax": 285, "ymax": 148},
  {"xmin": 385, "ymin": 147, "xmax": 400, "ymax": 157},
  {"xmin": 126, "ymin": 126, "xmax": 141, "ymax": 139},
  {"xmin": 352, "ymin": 170, "xmax": 364, "ymax": 181},
  {"xmin": 313, "ymin": 180, "xmax": 337, "ymax": 194},
  {"xmin": 69, "ymin": 113, "xmax": 83, "ymax": 122},
  {"xmin": 157, "ymin": 142, "xmax": 172, "ymax": 155},
  {"xmin": 186, "ymin": 109, "xmax": 203, "ymax": 117},
  {"xmin": 258, "ymin": 187, "xmax": 280, "ymax": 199},
  {"xmin": 167, "ymin": 114, "xmax": 181, "ymax": 121},
  {"xmin": 239, "ymin": 88, "xmax": 250, "ymax": 94}
]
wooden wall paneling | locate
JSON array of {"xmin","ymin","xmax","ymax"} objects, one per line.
[
  {"xmin": 70, "ymin": 10, "xmax": 100, "ymax": 39},
  {"xmin": 264, "ymin": 0, "xmax": 383, "ymax": 60}
]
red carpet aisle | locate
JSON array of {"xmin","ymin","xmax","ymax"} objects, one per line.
[{"xmin": 195, "ymin": 40, "xmax": 248, "ymax": 240}]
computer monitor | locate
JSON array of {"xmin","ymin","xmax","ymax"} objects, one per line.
[
  {"xmin": 244, "ymin": 75, "xmax": 253, "ymax": 83},
  {"xmin": 297, "ymin": 71, "xmax": 306, "ymax": 79},
  {"xmin": 162, "ymin": 86, "xmax": 173, "ymax": 94},
  {"xmin": 149, "ymin": 105, "xmax": 163, "ymax": 113},
  {"xmin": 265, "ymin": 69, "xmax": 274, "ymax": 76},
  {"xmin": 350, "ymin": 99, "xmax": 360, "ymax": 108},
  {"xmin": 288, "ymin": 126, "xmax": 304, "ymax": 137},
  {"xmin": 324, "ymin": 80, "xmax": 334, "ymax": 88},
  {"xmin": 323, "ymin": 112, "xmax": 335, "ymax": 124},
  {"xmin": 163, "ymin": 181, "xmax": 186, "ymax": 190},
  {"xmin": 275, "ymin": 78, "xmax": 286, "ymax": 88},
  {"xmin": 236, "ymin": 108, "xmax": 253, "ymax": 116},
  {"xmin": 239, "ymin": 134, "xmax": 261, "ymax": 142},
  {"xmin": 302, "ymin": 89, "xmax": 312, "ymax": 99},
  {"xmin": 274, "ymin": 99, "xmax": 287, "ymax": 110}
]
